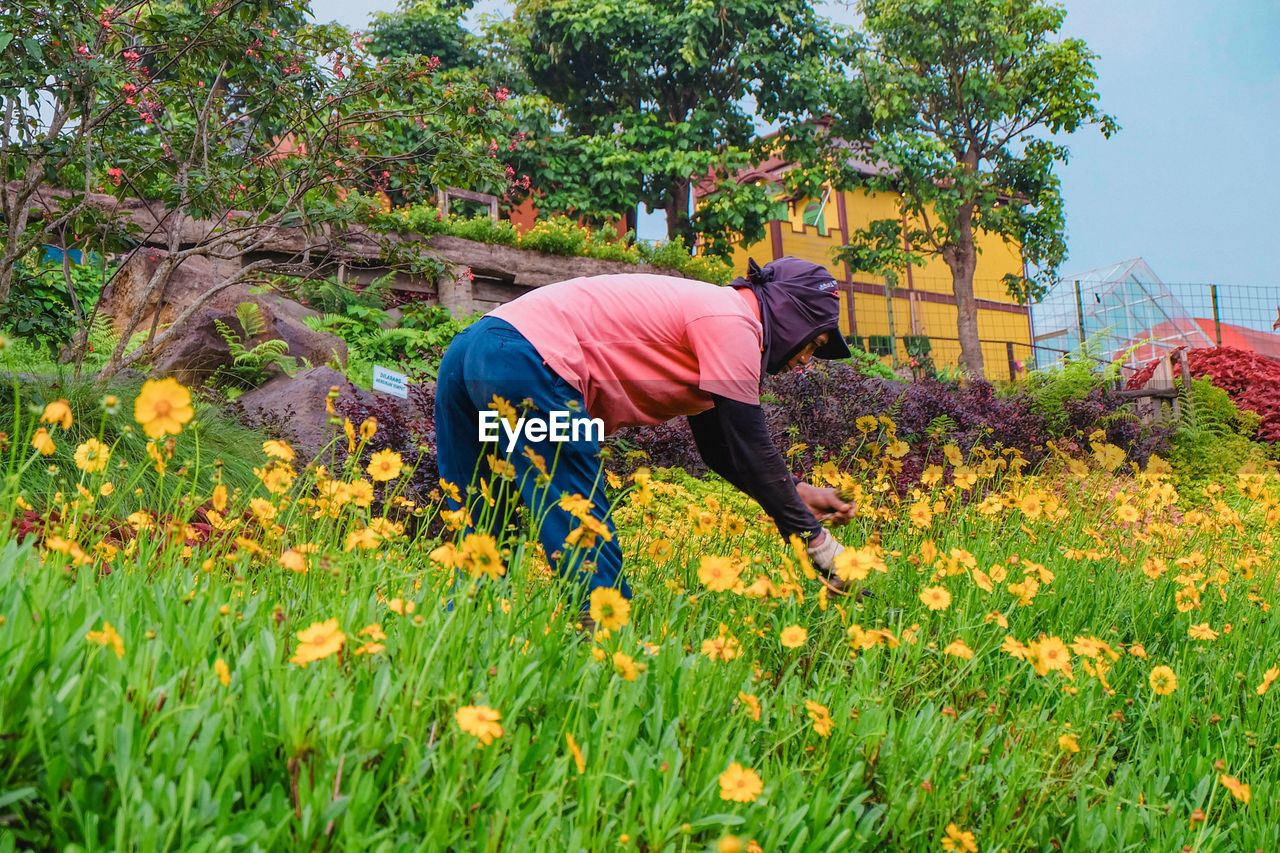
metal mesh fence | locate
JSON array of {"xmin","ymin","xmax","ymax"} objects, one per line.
[
  {"xmin": 844, "ymin": 265, "xmax": 1280, "ymax": 382},
  {"xmin": 1030, "ymin": 266, "xmax": 1280, "ymax": 374}
]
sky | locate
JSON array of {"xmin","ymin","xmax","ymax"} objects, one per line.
[{"xmin": 308, "ymin": 0, "xmax": 1280, "ymax": 288}]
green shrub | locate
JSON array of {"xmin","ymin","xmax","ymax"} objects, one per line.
[
  {"xmin": 518, "ymin": 216, "xmax": 590, "ymax": 256},
  {"xmin": 1167, "ymin": 377, "xmax": 1267, "ymax": 491},
  {"xmin": 0, "ymin": 372, "xmax": 273, "ymax": 516},
  {"xmin": 1021, "ymin": 337, "xmax": 1125, "ymax": 433},
  {"xmin": 844, "ymin": 346, "xmax": 898, "ymax": 381},
  {"xmin": 5, "ymin": 253, "xmax": 113, "ymax": 355},
  {"xmin": 284, "ymin": 274, "xmax": 392, "ymax": 315},
  {"xmin": 448, "ymin": 215, "xmax": 520, "ymax": 246}
]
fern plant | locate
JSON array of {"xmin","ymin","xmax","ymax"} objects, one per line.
[{"xmin": 212, "ymin": 303, "xmax": 301, "ymax": 389}]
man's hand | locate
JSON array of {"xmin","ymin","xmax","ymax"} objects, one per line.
[{"xmin": 796, "ymin": 483, "xmax": 855, "ymax": 525}]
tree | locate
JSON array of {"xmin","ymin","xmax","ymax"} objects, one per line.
[
  {"xmin": 0, "ymin": 0, "xmax": 510, "ymax": 378},
  {"xmin": 509, "ymin": 0, "xmax": 860, "ymax": 247},
  {"xmin": 834, "ymin": 0, "xmax": 1117, "ymax": 376},
  {"xmin": 367, "ymin": 0, "xmax": 479, "ymax": 73}
]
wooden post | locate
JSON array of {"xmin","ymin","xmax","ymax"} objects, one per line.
[
  {"xmin": 1074, "ymin": 280, "xmax": 1086, "ymax": 347},
  {"xmin": 1210, "ymin": 285, "xmax": 1222, "ymax": 346},
  {"xmin": 883, "ymin": 276, "xmax": 898, "ymax": 367},
  {"xmin": 1177, "ymin": 349, "xmax": 1195, "ymax": 415},
  {"xmin": 1006, "ymin": 341, "xmax": 1017, "ymax": 381}
]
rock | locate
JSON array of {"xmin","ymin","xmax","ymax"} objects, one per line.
[
  {"xmin": 150, "ymin": 307, "xmax": 236, "ymax": 386},
  {"xmin": 100, "ymin": 249, "xmax": 346, "ymax": 383},
  {"xmin": 234, "ymin": 366, "xmax": 368, "ymax": 455},
  {"xmin": 233, "ymin": 366, "xmax": 434, "ymax": 459}
]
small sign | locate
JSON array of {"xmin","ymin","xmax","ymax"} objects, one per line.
[{"xmin": 372, "ymin": 365, "xmax": 409, "ymax": 398}]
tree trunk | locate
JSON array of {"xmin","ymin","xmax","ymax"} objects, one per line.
[
  {"xmin": 663, "ymin": 178, "xmax": 694, "ymax": 247},
  {"xmin": 943, "ymin": 206, "xmax": 984, "ymax": 377}
]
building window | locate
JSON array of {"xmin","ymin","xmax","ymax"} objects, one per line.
[{"xmin": 801, "ymin": 199, "xmax": 829, "ymax": 236}]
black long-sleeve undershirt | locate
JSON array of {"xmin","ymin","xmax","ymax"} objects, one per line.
[{"xmin": 687, "ymin": 395, "xmax": 822, "ymax": 542}]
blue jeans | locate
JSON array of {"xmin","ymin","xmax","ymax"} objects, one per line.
[{"xmin": 434, "ymin": 316, "xmax": 631, "ymax": 600}]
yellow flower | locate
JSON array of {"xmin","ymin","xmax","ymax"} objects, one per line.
[
  {"xmin": 909, "ymin": 499, "xmax": 933, "ymax": 529},
  {"xmin": 214, "ymin": 658, "xmax": 231, "ymax": 686},
  {"xmin": 344, "ymin": 526, "xmax": 381, "ymax": 552},
  {"xmin": 1220, "ymin": 774, "xmax": 1251, "ymax": 804},
  {"xmin": 559, "ymin": 493, "xmax": 594, "ymax": 518},
  {"xmin": 455, "ymin": 704, "xmax": 504, "ymax": 745},
  {"xmin": 439, "ymin": 479, "xmax": 462, "ymax": 502},
  {"xmin": 249, "ymin": 497, "xmax": 277, "ymax": 523},
  {"xmin": 943, "ymin": 639, "xmax": 973, "ymax": 660},
  {"xmin": 1129, "ymin": 644, "xmax": 1148, "ymax": 659},
  {"xmin": 1028, "ymin": 636, "xmax": 1072, "ymax": 678},
  {"xmin": 359, "ymin": 624, "xmax": 387, "ymax": 641},
  {"xmin": 738, "ymin": 691, "xmax": 761, "ymax": 721},
  {"xmin": 564, "ymin": 515, "xmax": 613, "ymax": 549},
  {"xmin": 41, "ymin": 398, "xmax": 73, "ymax": 430},
  {"xmin": 647, "ymin": 538, "xmax": 673, "ymax": 562},
  {"xmin": 565, "ymin": 732, "xmax": 586, "ymax": 774},
  {"xmin": 943, "ymin": 443, "xmax": 963, "ymax": 466},
  {"xmin": 701, "ymin": 634, "xmax": 741, "ymax": 662},
  {"xmin": 255, "ymin": 462, "xmax": 296, "ymax": 495},
  {"xmin": 919, "ymin": 586, "xmax": 952, "ymax": 611},
  {"xmin": 805, "ymin": 699, "xmax": 833, "ymax": 737},
  {"xmin": 290, "ymin": 619, "xmax": 346, "ymax": 666},
  {"xmin": 833, "ymin": 545, "xmax": 886, "ymax": 581},
  {"xmin": 488, "ymin": 395, "xmax": 518, "ymax": 428},
  {"xmin": 940, "ymin": 823, "xmax": 978, "ymax": 853},
  {"xmin": 74, "ymin": 438, "xmax": 111, "ymax": 473},
  {"xmin": 211, "ymin": 483, "xmax": 228, "ymax": 512},
  {"xmin": 134, "ymin": 378, "xmax": 195, "ymax": 439},
  {"xmin": 367, "ymin": 449, "xmax": 403, "ymax": 482},
  {"xmin": 718, "ymin": 762, "xmax": 763, "ymax": 803},
  {"xmin": 460, "ymin": 532, "xmax": 504, "ymax": 579},
  {"xmin": 589, "ymin": 587, "xmax": 631, "ymax": 631},
  {"xmin": 359, "ymin": 417, "xmax": 378, "ymax": 441},
  {"xmin": 31, "ymin": 427, "xmax": 56, "ymax": 456},
  {"xmin": 1058, "ymin": 733, "xmax": 1080, "ymax": 753},
  {"xmin": 262, "ymin": 439, "xmax": 295, "ymax": 461},
  {"xmin": 698, "ymin": 555, "xmax": 742, "ymax": 592},
  {"xmin": 387, "ymin": 598, "xmax": 416, "ymax": 615},
  {"xmin": 86, "ymin": 621, "xmax": 125, "ymax": 658},
  {"xmin": 1093, "ymin": 442, "xmax": 1126, "ymax": 471},
  {"xmin": 612, "ymin": 651, "xmax": 638, "ymax": 681},
  {"xmin": 279, "ymin": 549, "xmax": 308, "ymax": 573},
  {"xmin": 780, "ymin": 625, "xmax": 808, "ymax": 649},
  {"xmin": 1149, "ymin": 665, "xmax": 1177, "ymax": 695},
  {"xmin": 1188, "ymin": 623, "xmax": 1219, "ymax": 642},
  {"xmin": 1256, "ymin": 666, "xmax": 1279, "ymax": 696}
]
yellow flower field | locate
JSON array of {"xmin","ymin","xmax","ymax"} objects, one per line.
[{"xmin": 0, "ymin": 378, "xmax": 1277, "ymax": 851}]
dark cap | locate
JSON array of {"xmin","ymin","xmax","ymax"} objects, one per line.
[{"xmin": 734, "ymin": 257, "xmax": 853, "ymax": 373}]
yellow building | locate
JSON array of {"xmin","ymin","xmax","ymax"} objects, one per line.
[{"xmin": 699, "ymin": 151, "xmax": 1035, "ymax": 379}]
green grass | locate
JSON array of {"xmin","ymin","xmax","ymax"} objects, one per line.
[{"xmin": 0, "ymin": 395, "xmax": 1276, "ymax": 851}]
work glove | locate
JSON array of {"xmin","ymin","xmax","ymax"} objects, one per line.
[
  {"xmin": 807, "ymin": 530, "xmax": 845, "ymax": 575},
  {"xmin": 807, "ymin": 531, "xmax": 865, "ymax": 598}
]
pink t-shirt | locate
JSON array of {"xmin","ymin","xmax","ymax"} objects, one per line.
[{"xmin": 488, "ymin": 274, "xmax": 763, "ymax": 433}]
